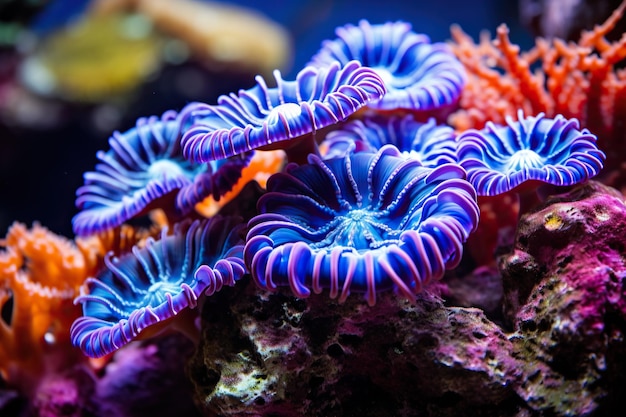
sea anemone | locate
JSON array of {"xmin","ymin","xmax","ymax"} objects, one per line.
[
  {"xmin": 180, "ymin": 60, "xmax": 386, "ymax": 164},
  {"xmin": 70, "ymin": 216, "xmax": 246, "ymax": 358},
  {"xmin": 308, "ymin": 20, "xmax": 466, "ymax": 112},
  {"xmin": 321, "ymin": 114, "xmax": 457, "ymax": 167},
  {"xmin": 244, "ymin": 145, "xmax": 479, "ymax": 306},
  {"xmin": 456, "ymin": 111, "xmax": 606, "ymax": 197},
  {"xmin": 72, "ymin": 109, "xmax": 250, "ymax": 236}
]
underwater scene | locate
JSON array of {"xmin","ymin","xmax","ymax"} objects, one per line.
[{"xmin": 1, "ymin": 0, "xmax": 626, "ymax": 416}]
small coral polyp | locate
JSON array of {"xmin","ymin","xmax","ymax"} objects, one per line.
[
  {"xmin": 321, "ymin": 114, "xmax": 458, "ymax": 167},
  {"xmin": 309, "ymin": 20, "xmax": 466, "ymax": 111},
  {"xmin": 180, "ymin": 60, "xmax": 386, "ymax": 163},
  {"xmin": 244, "ymin": 146, "xmax": 479, "ymax": 306},
  {"xmin": 456, "ymin": 111, "xmax": 606, "ymax": 196},
  {"xmin": 72, "ymin": 110, "xmax": 249, "ymax": 237},
  {"xmin": 71, "ymin": 216, "xmax": 246, "ymax": 358}
]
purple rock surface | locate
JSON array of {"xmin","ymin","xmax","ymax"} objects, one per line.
[
  {"xmin": 500, "ymin": 181, "xmax": 626, "ymax": 416},
  {"xmin": 93, "ymin": 334, "xmax": 202, "ymax": 417}
]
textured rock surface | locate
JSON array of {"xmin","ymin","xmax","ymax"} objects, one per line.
[
  {"xmin": 93, "ymin": 334, "xmax": 201, "ymax": 417},
  {"xmin": 443, "ymin": 265, "xmax": 505, "ymax": 326},
  {"xmin": 189, "ymin": 279, "xmax": 524, "ymax": 417},
  {"xmin": 500, "ymin": 181, "xmax": 626, "ymax": 416}
]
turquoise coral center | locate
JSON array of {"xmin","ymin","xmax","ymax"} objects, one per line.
[
  {"xmin": 312, "ymin": 208, "xmax": 395, "ymax": 250},
  {"xmin": 505, "ymin": 149, "xmax": 544, "ymax": 172},
  {"xmin": 144, "ymin": 280, "xmax": 184, "ymax": 306},
  {"xmin": 147, "ymin": 158, "xmax": 187, "ymax": 179}
]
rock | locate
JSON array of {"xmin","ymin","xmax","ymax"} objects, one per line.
[
  {"xmin": 443, "ymin": 265, "xmax": 505, "ymax": 326},
  {"xmin": 499, "ymin": 181, "xmax": 626, "ymax": 416},
  {"xmin": 93, "ymin": 334, "xmax": 202, "ymax": 417},
  {"xmin": 189, "ymin": 278, "xmax": 523, "ymax": 417}
]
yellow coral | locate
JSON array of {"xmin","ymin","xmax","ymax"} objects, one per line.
[
  {"xmin": 543, "ymin": 212, "xmax": 564, "ymax": 232},
  {"xmin": 91, "ymin": 0, "xmax": 292, "ymax": 76},
  {"xmin": 21, "ymin": 13, "xmax": 163, "ymax": 102}
]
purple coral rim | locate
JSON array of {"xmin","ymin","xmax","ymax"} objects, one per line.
[
  {"xmin": 308, "ymin": 20, "xmax": 466, "ymax": 111},
  {"xmin": 322, "ymin": 114, "xmax": 458, "ymax": 167},
  {"xmin": 72, "ymin": 110, "xmax": 251, "ymax": 236},
  {"xmin": 456, "ymin": 111, "xmax": 606, "ymax": 196},
  {"xmin": 180, "ymin": 60, "xmax": 386, "ymax": 163},
  {"xmin": 244, "ymin": 145, "xmax": 479, "ymax": 306},
  {"xmin": 71, "ymin": 216, "xmax": 246, "ymax": 358}
]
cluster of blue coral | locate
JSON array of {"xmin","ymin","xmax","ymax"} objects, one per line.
[{"xmin": 69, "ymin": 19, "xmax": 605, "ymax": 368}]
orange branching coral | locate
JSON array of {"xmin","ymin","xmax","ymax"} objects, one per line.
[
  {"xmin": 195, "ymin": 149, "xmax": 286, "ymax": 218},
  {"xmin": 0, "ymin": 222, "xmax": 89, "ymax": 394},
  {"xmin": 449, "ymin": 0, "xmax": 626, "ymax": 179}
]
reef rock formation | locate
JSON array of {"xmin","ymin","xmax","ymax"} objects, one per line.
[
  {"xmin": 189, "ymin": 280, "xmax": 522, "ymax": 417},
  {"xmin": 190, "ymin": 180, "xmax": 626, "ymax": 417},
  {"xmin": 500, "ymin": 181, "xmax": 626, "ymax": 416}
]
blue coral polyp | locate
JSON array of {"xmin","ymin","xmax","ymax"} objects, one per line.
[
  {"xmin": 244, "ymin": 145, "xmax": 479, "ymax": 306},
  {"xmin": 180, "ymin": 60, "xmax": 386, "ymax": 163},
  {"xmin": 322, "ymin": 114, "xmax": 458, "ymax": 167},
  {"xmin": 456, "ymin": 111, "xmax": 606, "ymax": 196},
  {"xmin": 308, "ymin": 20, "xmax": 466, "ymax": 111},
  {"xmin": 72, "ymin": 110, "xmax": 250, "ymax": 236},
  {"xmin": 70, "ymin": 216, "xmax": 246, "ymax": 358}
]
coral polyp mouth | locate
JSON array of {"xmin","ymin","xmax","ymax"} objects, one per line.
[{"xmin": 317, "ymin": 208, "xmax": 392, "ymax": 249}]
